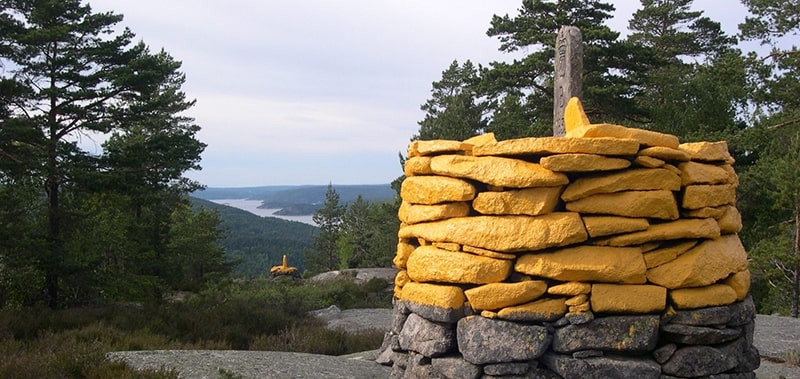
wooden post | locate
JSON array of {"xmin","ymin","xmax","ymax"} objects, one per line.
[{"xmin": 553, "ymin": 26, "xmax": 583, "ymax": 137}]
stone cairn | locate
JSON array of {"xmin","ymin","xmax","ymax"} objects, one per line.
[{"xmin": 378, "ymin": 99, "xmax": 760, "ymax": 379}]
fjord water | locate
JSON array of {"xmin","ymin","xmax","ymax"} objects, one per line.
[{"xmin": 209, "ymin": 199, "xmax": 316, "ymax": 226}]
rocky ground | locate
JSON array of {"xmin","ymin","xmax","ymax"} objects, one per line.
[{"xmin": 108, "ymin": 309, "xmax": 800, "ymax": 378}]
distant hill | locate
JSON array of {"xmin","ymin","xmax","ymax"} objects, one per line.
[
  {"xmin": 191, "ymin": 197, "xmax": 317, "ymax": 276},
  {"xmin": 193, "ymin": 184, "xmax": 397, "ymax": 215}
]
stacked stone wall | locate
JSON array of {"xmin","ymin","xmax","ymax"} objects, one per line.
[{"xmin": 380, "ymin": 123, "xmax": 759, "ymax": 378}]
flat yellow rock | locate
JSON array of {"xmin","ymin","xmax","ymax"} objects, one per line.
[
  {"xmin": 464, "ymin": 280, "xmax": 548, "ymax": 311},
  {"xmin": 398, "ymin": 201, "xmax": 471, "ymax": 224},
  {"xmin": 540, "ymin": 153, "xmax": 631, "ymax": 172},
  {"xmin": 678, "ymin": 161, "xmax": 734, "ymax": 186},
  {"xmin": 722, "ymin": 164, "xmax": 739, "ymax": 186},
  {"xmin": 678, "ymin": 141, "xmax": 734, "ymax": 163},
  {"xmin": 646, "ymin": 234, "xmax": 748, "ymax": 289},
  {"xmin": 400, "ymin": 282, "xmax": 465, "ymax": 310},
  {"xmin": 669, "ymin": 284, "xmax": 738, "ymax": 309},
  {"xmin": 404, "ymin": 156, "xmax": 433, "ymax": 176},
  {"xmin": 393, "ymin": 241, "xmax": 416, "ymax": 269},
  {"xmin": 590, "ymin": 284, "xmax": 667, "ymax": 313},
  {"xmin": 462, "ymin": 245, "xmax": 517, "ymax": 260},
  {"xmin": 398, "ymin": 213, "xmax": 588, "ymax": 253},
  {"xmin": 407, "ymin": 139, "xmax": 464, "ymax": 157},
  {"xmin": 683, "ymin": 206, "xmax": 727, "ymax": 219},
  {"xmin": 395, "ymin": 270, "xmax": 410, "ymax": 288},
  {"xmin": 461, "ymin": 133, "xmax": 497, "ymax": 155},
  {"xmin": 432, "ymin": 242, "xmax": 460, "ymax": 251},
  {"xmin": 496, "ymin": 297, "xmax": 568, "ymax": 322},
  {"xmin": 472, "ymin": 136, "xmax": 640, "ymax": 156},
  {"xmin": 565, "ymin": 294, "xmax": 588, "ymax": 306},
  {"xmin": 515, "ymin": 245, "xmax": 646, "ymax": 284},
  {"xmin": 642, "ymin": 240, "xmax": 698, "ymax": 268},
  {"xmin": 600, "ymin": 218, "xmax": 720, "ymax": 246},
  {"xmin": 564, "ymin": 97, "xmax": 591, "ymax": 132},
  {"xmin": 682, "ymin": 184, "xmax": 737, "ymax": 209},
  {"xmin": 473, "ymin": 187, "xmax": 562, "ymax": 216},
  {"xmin": 566, "ymin": 190, "xmax": 679, "ymax": 220},
  {"xmin": 634, "ymin": 155, "xmax": 665, "ymax": 168},
  {"xmin": 582, "ymin": 216, "xmax": 650, "ymax": 238},
  {"xmin": 717, "ymin": 205, "xmax": 742, "ymax": 234},
  {"xmin": 407, "ymin": 245, "xmax": 511, "ymax": 284},
  {"xmin": 548, "ymin": 281, "xmax": 591, "ymax": 296},
  {"xmin": 724, "ymin": 269, "xmax": 751, "ymax": 301},
  {"xmin": 400, "ymin": 175, "xmax": 477, "ymax": 205},
  {"xmin": 639, "ymin": 146, "xmax": 691, "ymax": 161},
  {"xmin": 566, "ymin": 123, "xmax": 680, "ymax": 148},
  {"xmin": 561, "ymin": 168, "xmax": 681, "ymax": 202},
  {"xmin": 430, "ymin": 155, "xmax": 569, "ymax": 188}
]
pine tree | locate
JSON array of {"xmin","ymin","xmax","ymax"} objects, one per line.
[
  {"xmin": 415, "ymin": 60, "xmax": 487, "ymax": 141},
  {"xmin": 309, "ymin": 184, "xmax": 344, "ymax": 272}
]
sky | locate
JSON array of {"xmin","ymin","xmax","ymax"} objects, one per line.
[{"xmin": 87, "ymin": 0, "xmax": 755, "ymax": 188}]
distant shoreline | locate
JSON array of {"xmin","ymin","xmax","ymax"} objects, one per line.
[{"xmin": 209, "ymin": 199, "xmax": 316, "ymax": 226}]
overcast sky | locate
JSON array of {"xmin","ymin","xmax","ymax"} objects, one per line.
[{"xmin": 88, "ymin": 0, "xmax": 754, "ymax": 188}]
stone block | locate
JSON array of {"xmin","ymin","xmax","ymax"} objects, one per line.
[
  {"xmin": 661, "ymin": 323, "xmax": 741, "ymax": 344},
  {"xmin": 728, "ymin": 296, "xmax": 757, "ymax": 326},
  {"xmin": 471, "ymin": 136, "xmax": 640, "ymax": 157},
  {"xmin": 724, "ymin": 269, "xmax": 751, "ymax": 301},
  {"xmin": 718, "ymin": 205, "xmax": 743, "ymax": 234},
  {"xmin": 642, "ymin": 240, "xmax": 697, "ymax": 268},
  {"xmin": 399, "ymin": 282, "xmax": 465, "ymax": 323},
  {"xmin": 601, "ymin": 218, "xmax": 720, "ymax": 246},
  {"xmin": 394, "ymin": 241, "xmax": 415, "ymax": 269},
  {"xmin": 566, "ymin": 123, "xmax": 680, "ymax": 148},
  {"xmin": 408, "ymin": 139, "xmax": 464, "ymax": 157},
  {"xmin": 407, "ymin": 246, "xmax": 511, "ymax": 284},
  {"xmin": 552, "ymin": 315, "xmax": 660, "ymax": 353},
  {"xmin": 540, "ymin": 153, "xmax": 631, "ymax": 172},
  {"xmin": 564, "ymin": 96, "xmax": 591, "ymax": 132},
  {"xmin": 495, "ymin": 297, "xmax": 567, "ymax": 322},
  {"xmin": 634, "ymin": 155, "xmax": 665, "ymax": 168},
  {"xmin": 464, "ymin": 280, "xmax": 547, "ymax": 311},
  {"xmin": 566, "ymin": 190, "xmax": 679, "ymax": 220},
  {"xmin": 547, "ymin": 281, "xmax": 591, "ymax": 296},
  {"xmin": 590, "ymin": 284, "xmax": 667, "ymax": 313},
  {"xmin": 646, "ymin": 235, "xmax": 748, "ymax": 289},
  {"xmin": 678, "ymin": 141, "xmax": 734, "ymax": 163},
  {"xmin": 582, "ymin": 216, "xmax": 649, "ymax": 238},
  {"xmin": 430, "ymin": 155, "xmax": 569, "ymax": 188},
  {"xmin": 665, "ymin": 305, "xmax": 732, "ymax": 326},
  {"xmin": 430, "ymin": 356, "xmax": 481, "ymax": 379},
  {"xmin": 541, "ymin": 353, "xmax": 661, "ymax": 379},
  {"xmin": 515, "ymin": 245, "xmax": 646, "ymax": 284},
  {"xmin": 399, "ymin": 213, "xmax": 588, "ymax": 253},
  {"xmin": 399, "ymin": 313, "xmax": 455, "ymax": 357},
  {"xmin": 682, "ymin": 184, "xmax": 737, "ymax": 209},
  {"xmin": 401, "ymin": 175, "xmax": 476, "ymax": 205},
  {"xmin": 661, "ymin": 345, "xmax": 738, "ymax": 377},
  {"xmin": 669, "ymin": 284, "xmax": 739, "ymax": 309},
  {"xmin": 561, "ymin": 168, "xmax": 681, "ymax": 202},
  {"xmin": 638, "ymin": 146, "xmax": 691, "ymax": 161},
  {"xmin": 404, "ymin": 156, "xmax": 433, "ymax": 176},
  {"xmin": 399, "ymin": 201, "xmax": 471, "ymax": 224},
  {"xmin": 678, "ymin": 161, "xmax": 734, "ymax": 185},
  {"xmin": 472, "ymin": 186, "xmax": 562, "ymax": 216},
  {"xmin": 483, "ymin": 362, "xmax": 530, "ymax": 376},
  {"xmin": 457, "ymin": 316, "xmax": 551, "ymax": 365}
]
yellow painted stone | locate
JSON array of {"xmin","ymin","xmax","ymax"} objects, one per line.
[
  {"xmin": 398, "ymin": 213, "xmax": 588, "ymax": 253},
  {"xmin": 634, "ymin": 155, "xmax": 665, "ymax": 168},
  {"xmin": 565, "ymin": 294, "xmax": 588, "ymax": 306},
  {"xmin": 646, "ymin": 234, "xmax": 748, "ymax": 289},
  {"xmin": 717, "ymin": 205, "xmax": 743, "ymax": 234},
  {"xmin": 407, "ymin": 139, "xmax": 464, "ymax": 157},
  {"xmin": 642, "ymin": 241, "xmax": 698, "ymax": 268},
  {"xmin": 566, "ymin": 190, "xmax": 680, "ymax": 220},
  {"xmin": 678, "ymin": 141, "xmax": 734, "ymax": 163},
  {"xmin": 564, "ymin": 97, "xmax": 591, "ymax": 132},
  {"xmin": 430, "ymin": 155, "xmax": 569, "ymax": 188},
  {"xmin": 515, "ymin": 245, "xmax": 646, "ymax": 284},
  {"xmin": 722, "ymin": 164, "xmax": 739, "ymax": 186},
  {"xmin": 407, "ymin": 245, "xmax": 511, "ymax": 284},
  {"xmin": 639, "ymin": 146, "xmax": 691, "ymax": 162},
  {"xmin": 481, "ymin": 310, "xmax": 498, "ymax": 318},
  {"xmin": 398, "ymin": 201, "xmax": 471, "ymax": 224},
  {"xmin": 393, "ymin": 241, "xmax": 415, "ymax": 269},
  {"xmin": 400, "ymin": 175, "xmax": 477, "ymax": 205},
  {"xmin": 590, "ymin": 284, "xmax": 667, "ymax": 313},
  {"xmin": 724, "ymin": 269, "xmax": 751, "ymax": 301},
  {"xmin": 540, "ymin": 153, "xmax": 631, "ymax": 172},
  {"xmin": 395, "ymin": 270, "xmax": 410, "ymax": 288},
  {"xmin": 400, "ymin": 281, "xmax": 465, "ymax": 309},
  {"xmin": 567, "ymin": 123, "xmax": 680, "ymax": 148},
  {"xmin": 394, "ymin": 285, "xmax": 403, "ymax": 298},
  {"xmin": 464, "ymin": 280, "xmax": 548, "ymax": 311},
  {"xmin": 678, "ymin": 161, "xmax": 733, "ymax": 186},
  {"xmin": 600, "ymin": 218, "xmax": 720, "ymax": 247},
  {"xmin": 432, "ymin": 242, "xmax": 460, "ymax": 251},
  {"xmin": 496, "ymin": 297, "xmax": 568, "ymax": 322},
  {"xmin": 582, "ymin": 216, "xmax": 650, "ymax": 238},
  {"xmin": 638, "ymin": 242, "xmax": 663, "ymax": 253},
  {"xmin": 462, "ymin": 133, "xmax": 497, "ymax": 147},
  {"xmin": 404, "ymin": 156, "xmax": 433, "ymax": 177},
  {"xmin": 570, "ymin": 302, "xmax": 591, "ymax": 313},
  {"xmin": 472, "ymin": 136, "xmax": 640, "ymax": 157},
  {"xmin": 462, "ymin": 245, "xmax": 516, "ymax": 260},
  {"xmin": 561, "ymin": 168, "xmax": 681, "ymax": 202},
  {"xmin": 473, "ymin": 186, "xmax": 562, "ymax": 216},
  {"xmin": 682, "ymin": 184, "xmax": 737, "ymax": 209},
  {"xmin": 548, "ymin": 282, "xmax": 591, "ymax": 296},
  {"xmin": 669, "ymin": 284, "xmax": 738, "ymax": 309},
  {"xmin": 684, "ymin": 206, "xmax": 727, "ymax": 219},
  {"xmin": 664, "ymin": 164, "xmax": 682, "ymax": 176}
]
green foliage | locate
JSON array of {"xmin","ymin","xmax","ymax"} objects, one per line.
[
  {"xmin": 415, "ymin": 60, "xmax": 487, "ymax": 141},
  {"xmin": 250, "ymin": 322, "xmax": 384, "ymax": 356},
  {"xmin": 336, "ymin": 196, "xmax": 399, "ymax": 269},
  {"xmin": 308, "ymin": 184, "xmax": 345, "ymax": 272}
]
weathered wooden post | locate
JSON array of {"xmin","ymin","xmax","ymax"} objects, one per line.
[{"xmin": 553, "ymin": 26, "xmax": 583, "ymax": 137}]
